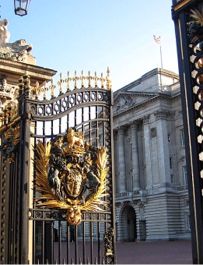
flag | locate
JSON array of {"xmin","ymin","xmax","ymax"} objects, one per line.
[{"xmin": 153, "ymin": 35, "xmax": 161, "ymax": 45}]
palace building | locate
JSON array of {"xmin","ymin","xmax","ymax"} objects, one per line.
[{"xmin": 113, "ymin": 68, "xmax": 191, "ymax": 241}]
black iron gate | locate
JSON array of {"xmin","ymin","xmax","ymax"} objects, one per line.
[
  {"xmin": 0, "ymin": 70, "xmax": 116, "ymax": 264},
  {"xmin": 172, "ymin": 0, "xmax": 203, "ymax": 263}
]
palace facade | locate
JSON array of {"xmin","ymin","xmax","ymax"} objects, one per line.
[{"xmin": 113, "ymin": 68, "xmax": 191, "ymax": 241}]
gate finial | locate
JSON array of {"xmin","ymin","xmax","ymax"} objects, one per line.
[
  {"xmin": 66, "ymin": 71, "xmax": 70, "ymax": 91},
  {"xmin": 106, "ymin": 67, "xmax": 112, "ymax": 90}
]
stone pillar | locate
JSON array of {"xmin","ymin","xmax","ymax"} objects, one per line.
[
  {"xmin": 155, "ymin": 111, "xmax": 170, "ymax": 186},
  {"xmin": 131, "ymin": 122, "xmax": 140, "ymax": 191},
  {"xmin": 143, "ymin": 115, "xmax": 152, "ymax": 190},
  {"xmin": 117, "ymin": 127, "xmax": 126, "ymax": 193}
]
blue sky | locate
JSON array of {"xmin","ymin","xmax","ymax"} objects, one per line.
[{"xmin": 1, "ymin": 0, "xmax": 178, "ymax": 90}]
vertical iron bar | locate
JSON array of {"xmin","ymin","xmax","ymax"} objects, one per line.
[
  {"xmin": 102, "ymin": 107, "xmax": 105, "ymax": 146},
  {"xmin": 51, "ymin": 222, "xmax": 54, "ymax": 263},
  {"xmin": 67, "ymin": 224, "xmax": 70, "ymax": 264},
  {"xmin": 14, "ymin": 162, "xmax": 18, "ymax": 263},
  {"xmin": 110, "ymin": 87, "xmax": 116, "ymax": 263},
  {"xmin": 33, "ymin": 121, "xmax": 37, "ymax": 264},
  {"xmin": 12, "ymin": 161, "xmax": 16, "ymax": 263},
  {"xmin": 7, "ymin": 162, "xmax": 12, "ymax": 263},
  {"xmin": 90, "ymin": 215, "xmax": 93, "ymax": 264},
  {"xmin": 97, "ymin": 213, "xmax": 100, "ymax": 264},
  {"xmin": 58, "ymin": 220, "xmax": 61, "ymax": 264},
  {"xmin": 42, "ymin": 120, "xmax": 45, "ymax": 145},
  {"xmin": 89, "ymin": 104, "xmax": 91, "ymax": 143},
  {"xmin": 104, "ymin": 213, "xmax": 107, "ymax": 240},
  {"xmin": 67, "ymin": 108, "xmax": 69, "ymax": 130},
  {"xmin": 82, "ymin": 99, "xmax": 84, "ymax": 133},
  {"xmin": 12, "ymin": 162, "xmax": 15, "ymax": 263},
  {"xmin": 82, "ymin": 219, "xmax": 86, "ymax": 264},
  {"xmin": 74, "ymin": 110, "xmax": 77, "ymax": 129},
  {"xmin": 10, "ymin": 162, "xmax": 13, "ymax": 263},
  {"xmin": 96, "ymin": 104, "xmax": 98, "ymax": 146},
  {"xmin": 42, "ymin": 220, "xmax": 45, "ymax": 264},
  {"xmin": 51, "ymin": 103, "xmax": 54, "ymax": 141},
  {"xmin": 66, "ymin": 92, "xmax": 70, "ymax": 129},
  {"xmin": 59, "ymin": 116, "xmax": 62, "ymax": 135},
  {"xmin": 13, "ymin": 156, "xmax": 18, "ymax": 263},
  {"xmin": 17, "ymin": 154, "xmax": 20, "ymax": 263},
  {"xmin": 74, "ymin": 225, "xmax": 78, "ymax": 264},
  {"xmin": 33, "ymin": 218, "xmax": 36, "ymax": 264}
]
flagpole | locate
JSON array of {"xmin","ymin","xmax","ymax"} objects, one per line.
[
  {"xmin": 153, "ymin": 35, "xmax": 163, "ymax": 69},
  {"xmin": 153, "ymin": 35, "xmax": 163, "ymax": 91},
  {"xmin": 160, "ymin": 44, "xmax": 163, "ymax": 69},
  {"xmin": 159, "ymin": 44, "xmax": 163, "ymax": 90}
]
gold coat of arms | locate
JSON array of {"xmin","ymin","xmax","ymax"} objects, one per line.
[{"xmin": 35, "ymin": 128, "xmax": 108, "ymax": 225}]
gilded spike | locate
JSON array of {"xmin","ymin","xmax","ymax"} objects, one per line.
[
  {"xmin": 81, "ymin": 70, "xmax": 84, "ymax": 88},
  {"xmin": 50, "ymin": 79, "xmax": 54, "ymax": 98},
  {"xmin": 107, "ymin": 67, "xmax": 110, "ymax": 77},
  {"xmin": 95, "ymin": 71, "xmax": 97, "ymax": 87},
  {"xmin": 66, "ymin": 71, "xmax": 70, "ymax": 91},
  {"xmin": 88, "ymin": 71, "xmax": 91, "ymax": 87},
  {"xmin": 101, "ymin": 73, "xmax": 104, "ymax": 88},
  {"xmin": 43, "ymin": 82, "xmax": 46, "ymax": 99},
  {"xmin": 59, "ymin": 73, "xmax": 63, "ymax": 94},
  {"xmin": 74, "ymin": 70, "xmax": 77, "ymax": 89},
  {"xmin": 106, "ymin": 67, "xmax": 111, "ymax": 90}
]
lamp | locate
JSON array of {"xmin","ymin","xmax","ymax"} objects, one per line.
[{"xmin": 14, "ymin": 0, "xmax": 30, "ymax": 16}]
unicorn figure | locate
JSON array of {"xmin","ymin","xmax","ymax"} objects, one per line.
[{"xmin": 0, "ymin": 19, "xmax": 10, "ymax": 46}]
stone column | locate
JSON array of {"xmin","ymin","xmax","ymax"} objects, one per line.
[
  {"xmin": 143, "ymin": 115, "xmax": 152, "ymax": 190},
  {"xmin": 131, "ymin": 122, "xmax": 140, "ymax": 191},
  {"xmin": 117, "ymin": 127, "xmax": 126, "ymax": 193},
  {"xmin": 155, "ymin": 111, "xmax": 170, "ymax": 186}
]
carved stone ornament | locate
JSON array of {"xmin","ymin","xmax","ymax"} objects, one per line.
[
  {"xmin": 35, "ymin": 128, "xmax": 109, "ymax": 225},
  {"xmin": 0, "ymin": 19, "xmax": 36, "ymax": 65}
]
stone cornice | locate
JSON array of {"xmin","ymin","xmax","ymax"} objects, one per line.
[
  {"xmin": 154, "ymin": 110, "xmax": 175, "ymax": 120},
  {"xmin": 114, "ymin": 119, "xmax": 143, "ymax": 131},
  {"xmin": 113, "ymin": 90, "xmax": 158, "ymax": 102},
  {"xmin": 0, "ymin": 58, "xmax": 57, "ymax": 86},
  {"xmin": 114, "ymin": 125, "xmax": 126, "ymax": 132}
]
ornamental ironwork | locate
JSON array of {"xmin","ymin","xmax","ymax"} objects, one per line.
[{"xmin": 35, "ymin": 128, "xmax": 108, "ymax": 225}]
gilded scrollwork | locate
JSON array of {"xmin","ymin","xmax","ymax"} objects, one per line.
[{"xmin": 35, "ymin": 128, "xmax": 109, "ymax": 225}]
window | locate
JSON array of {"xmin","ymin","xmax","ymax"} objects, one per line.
[
  {"xmin": 180, "ymin": 128, "xmax": 185, "ymax": 146},
  {"xmin": 169, "ymin": 157, "xmax": 172, "ymax": 169},
  {"xmin": 182, "ymin": 165, "xmax": 188, "ymax": 186},
  {"xmin": 151, "ymin": 128, "xmax": 157, "ymax": 138},
  {"xmin": 170, "ymin": 174, "xmax": 174, "ymax": 184}
]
